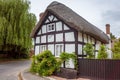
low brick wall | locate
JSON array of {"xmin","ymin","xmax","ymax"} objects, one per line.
[{"xmin": 54, "ymin": 68, "xmax": 77, "ymax": 79}]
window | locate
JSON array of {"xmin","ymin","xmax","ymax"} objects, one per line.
[
  {"xmin": 55, "ymin": 44, "xmax": 63, "ymax": 57},
  {"xmin": 41, "ymin": 45, "xmax": 46, "ymax": 52},
  {"xmin": 47, "ymin": 23, "xmax": 55, "ymax": 32}
]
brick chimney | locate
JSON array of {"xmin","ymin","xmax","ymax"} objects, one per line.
[{"xmin": 106, "ymin": 24, "xmax": 110, "ymax": 34}]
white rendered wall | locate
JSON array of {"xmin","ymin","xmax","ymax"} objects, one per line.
[
  {"xmin": 35, "ymin": 37, "xmax": 40, "ymax": 44},
  {"xmin": 78, "ymin": 32, "xmax": 82, "ymax": 42},
  {"xmin": 56, "ymin": 33, "xmax": 63, "ymax": 42},
  {"xmin": 41, "ymin": 35, "xmax": 46, "ymax": 43},
  {"xmin": 65, "ymin": 44, "xmax": 75, "ymax": 53},
  {"xmin": 88, "ymin": 35, "xmax": 91, "ymax": 43},
  {"xmin": 48, "ymin": 15, "xmax": 54, "ymax": 21},
  {"xmin": 64, "ymin": 24, "xmax": 70, "ymax": 30},
  {"xmin": 56, "ymin": 22, "xmax": 62, "ymax": 31},
  {"xmin": 96, "ymin": 41, "xmax": 101, "ymax": 50},
  {"xmin": 35, "ymin": 46, "xmax": 39, "ymax": 55},
  {"xmin": 48, "ymin": 44, "xmax": 54, "ymax": 55},
  {"xmin": 65, "ymin": 58, "xmax": 74, "ymax": 68},
  {"xmin": 37, "ymin": 30, "xmax": 41, "ymax": 35},
  {"xmin": 84, "ymin": 34, "xmax": 87, "ymax": 43},
  {"xmin": 48, "ymin": 35, "xmax": 54, "ymax": 42},
  {"xmin": 65, "ymin": 44, "xmax": 75, "ymax": 68},
  {"xmin": 95, "ymin": 41, "xmax": 101, "ymax": 58},
  {"xmin": 106, "ymin": 34, "xmax": 112, "ymax": 59},
  {"xmin": 65, "ymin": 32, "xmax": 75, "ymax": 41},
  {"xmin": 42, "ymin": 25, "xmax": 46, "ymax": 34},
  {"xmin": 78, "ymin": 44, "xmax": 82, "ymax": 55}
]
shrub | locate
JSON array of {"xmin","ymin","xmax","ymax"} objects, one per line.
[
  {"xmin": 60, "ymin": 52, "xmax": 77, "ymax": 69},
  {"xmin": 97, "ymin": 45, "xmax": 108, "ymax": 59},
  {"xmin": 112, "ymin": 39, "xmax": 120, "ymax": 59},
  {"xmin": 30, "ymin": 50, "xmax": 77, "ymax": 76},
  {"xmin": 30, "ymin": 50, "xmax": 59, "ymax": 76},
  {"xmin": 83, "ymin": 43, "xmax": 94, "ymax": 59}
]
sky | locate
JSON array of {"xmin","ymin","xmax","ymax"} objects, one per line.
[{"xmin": 29, "ymin": 0, "xmax": 120, "ymax": 38}]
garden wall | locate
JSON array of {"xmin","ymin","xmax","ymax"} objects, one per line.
[{"xmin": 78, "ymin": 59, "xmax": 120, "ymax": 80}]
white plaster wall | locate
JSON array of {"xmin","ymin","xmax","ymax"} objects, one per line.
[
  {"xmin": 53, "ymin": 17, "xmax": 58, "ymax": 21},
  {"xmin": 65, "ymin": 44, "xmax": 75, "ymax": 53},
  {"xmin": 96, "ymin": 41, "xmax": 101, "ymax": 50},
  {"xmin": 83, "ymin": 45, "xmax": 87, "ymax": 55},
  {"xmin": 35, "ymin": 37, "xmax": 40, "ymax": 44},
  {"xmin": 48, "ymin": 44, "xmax": 54, "ymax": 55},
  {"xmin": 78, "ymin": 44, "xmax": 82, "ymax": 55},
  {"xmin": 84, "ymin": 34, "xmax": 87, "ymax": 43},
  {"xmin": 37, "ymin": 30, "xmax": 41, "ymax": 35},
  {"xmin": 48, "ymin": 35, "xmax": 54, "ymax": 42},
  {"xmin": 56, "ymin": 22, "xmax": 62, "ymax": 31},
  {"xmin": 65, "ymin": 59, "xmax": 74, "ymax": 68},
  {"xmin": 106, "ymin": 34, "xmax": 112, "ymax": 59},
  {"xmin": 49, "ymin": 15, "xmax": 54, "ymax": 21},
  {"xmin": 91, "ymin": 38, "xmax": 95, "ymax": 44},
  {"xmin": 65, "ymin": 44, "xmax": 75, "ymax": 68},
  {"xmin": 88, "ymin": 36, "xmax": 91, "ymax": 43},
  {"xmin": 65, "ymin": 32, "xmax": 75, "ymax": 41},
  {"xmin": 35, "ymin": 46, "xmax": 39, "ymax": 55},
  {"xmin": 64, "ymin": 24, "xmax": 70, "ymax": 30},
  {"xmin": 41, "ymin": 35, "xmax": 46, "ymax": 43},
  {"xmin": 42, "ymin": 25, "xmax": 46, "ymax": 34},
  {"xmin": 56, "ymin": 33, "xmax": 63, "ymax": 42},
  {"xmin": 78, "ymin": 32, "xmax": 82, "ymax": 42},
  {"xmin": 45, "ymin": 19, "xmax": 49, "ymax": 23}
]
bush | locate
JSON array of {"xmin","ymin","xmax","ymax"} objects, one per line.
[
  {"xmin": 97, "ymin": 45, "xmax": 108, "ymax": 59},
  {"xmin": 112, "ymin": 39, "xmax": 120, "ymax": 59},
  {"xmin": 60, "ymin": 52, "xmax": 77, "ymax": 69},
  {"xmin": 83, "ymin": 43, "xmax": 94, "ymax": 59},
  {"xmin": 30, "ymin": 50, "xmax": 59, "ymax": 76},
  {"xmin": 30, "ymin": 50, "xmax": 77, "ymax": 76}
]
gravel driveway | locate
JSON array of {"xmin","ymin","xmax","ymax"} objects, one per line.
[{"xmin": 0, "ymin": 60, "xmax": 31, "ymax": 80}]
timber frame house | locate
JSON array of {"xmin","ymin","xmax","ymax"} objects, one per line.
[{"xmin": 31, "ymin": 1, "xmax": 110, "ymax": 68}]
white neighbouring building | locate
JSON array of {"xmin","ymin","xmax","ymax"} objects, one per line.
[{"xmin": 31, "ymin": 1, "xmax": 112, "ymax": 68}]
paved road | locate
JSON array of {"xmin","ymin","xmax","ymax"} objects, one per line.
[{"xmin": 0, "ymin": 60, "xmax": 31, "ymax": 80}]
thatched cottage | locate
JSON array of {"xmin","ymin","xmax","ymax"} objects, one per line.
[{"xmin": 31, "ymin": 1, "xmax": 112, "ymax": 68}]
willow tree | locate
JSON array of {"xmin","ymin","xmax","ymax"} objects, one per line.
[{"xmin": 0, "ymin": 0, "xmax": 36, "ymax": 58}]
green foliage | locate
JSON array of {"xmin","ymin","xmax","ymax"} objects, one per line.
[
  {"xmin": 60, "ymin": 52, "xmax": 77, "ymax": 69},
  {"xmin": 83, "ymin": 43, "xmax": 94, "ymax": 59},
  {"xmin": 30, "ymin": 51, "xmax": 77, "ymax": 76},
  {"xmin": 0, "ymin": 0, "xmax": 36, "ymax": 58},
  {"xmin": 112, "ymin": 39, "xmax": 120, "ymax": 59},
  {"xmin": 97, "ymin": 45, "xmax": 108, "ymax": 59},
  {"xmin": 110, "ymin": 33, "xmax": 116, "ymax": 40},
  {"xmin": 30, "ymin": 50, "xmax": 59, "ymax": 76}
]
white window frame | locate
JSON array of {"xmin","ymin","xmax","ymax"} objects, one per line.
[
  {"xmin": 47, "ymin": 23, "xmax": 55, "ymax": 32},
  {"xmin": 41, "ymin": 45, "xmax": 46, "ymax": 52},
  {"xmin": 55, "ymin": 44, "xmax": 63, "ymax": 57}
]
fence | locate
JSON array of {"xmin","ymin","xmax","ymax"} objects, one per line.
[{"xmin": 78, "ymin": 59, "xmax": 120, "ymax": 80}]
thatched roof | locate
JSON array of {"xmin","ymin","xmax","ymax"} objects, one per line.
[{"xmin": 31, "ymin": 1, "xmax": 109, "ymax": 43}]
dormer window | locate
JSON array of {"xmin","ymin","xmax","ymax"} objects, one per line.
[{"xmin": 47, "ymin": 23, "xmax": 55, "ymax": 32}]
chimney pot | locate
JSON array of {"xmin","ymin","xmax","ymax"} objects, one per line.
[{"xmin": 106, "ymin": 24, "xmax": 110, "ymax": 34}]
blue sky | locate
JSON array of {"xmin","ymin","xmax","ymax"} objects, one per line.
[{"xmin": 29, "ymin": 0, "xmax": 120, "ymax": 38}]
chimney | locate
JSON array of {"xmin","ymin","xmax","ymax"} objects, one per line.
[
  {"xmin": 106, "ymin": 24, "xmax": 110, "ymax": 34},
  {"xmin": 39, "ymin": 12, "xmax": 44, "ymax": 20}
]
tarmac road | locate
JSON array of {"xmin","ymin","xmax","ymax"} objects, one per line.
[{"xmin": 0, "ymin": 60, "xmax": 31, "ymax": 80}]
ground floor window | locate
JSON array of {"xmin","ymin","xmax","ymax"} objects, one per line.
[
  {"xmin": 41, "ymin": 45, "xmax": 46, "ymax": 52},
  {"xmin": 55, "ymin": 44, "xmax": 63, "ymax": 57}
]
